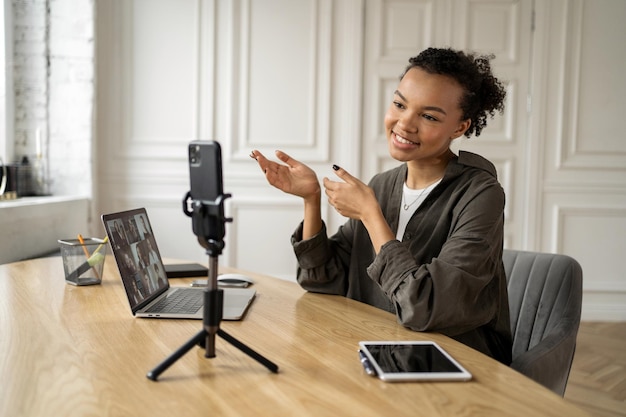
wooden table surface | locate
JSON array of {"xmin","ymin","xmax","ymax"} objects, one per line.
[{"xmin": 0, "ymin": 256, "xmax": 590, "ymax": 417}]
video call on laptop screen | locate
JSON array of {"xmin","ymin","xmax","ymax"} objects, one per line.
[{"xmin": 103, "ymin": 210, "xmax": 169, "ymax": 309}]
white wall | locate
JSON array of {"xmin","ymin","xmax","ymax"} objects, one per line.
[{"xmin": 77, "ymin": 0, "xmax": 626, "ymax": 321}]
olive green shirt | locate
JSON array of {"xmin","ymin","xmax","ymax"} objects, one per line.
[{"xmin": 291, "ymin": 151, "xmax": 513, "ymax": 365}]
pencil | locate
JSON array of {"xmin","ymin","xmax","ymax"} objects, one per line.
[
  {"xmin": 77, "ymin": 234, "xmax": 91, "ymax": 259},
  {"xmin": 77, "ymin": 234, "xmax": 101, "ymax": 281}
]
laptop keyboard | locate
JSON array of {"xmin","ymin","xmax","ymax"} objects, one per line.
[{"xmin": 145, "ymin": 288, "xmax": 203, "ymax": 314}]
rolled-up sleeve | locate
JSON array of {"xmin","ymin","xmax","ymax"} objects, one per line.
[{"xmin": 292, "ymin": 222, "xmax": 350, "ymax": 295}]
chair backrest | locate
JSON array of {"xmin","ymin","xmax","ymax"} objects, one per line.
[{"xmin": 502, "ymin": 249, "xmax": 583, "ymax": 396}]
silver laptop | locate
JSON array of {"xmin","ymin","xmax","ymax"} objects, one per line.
[{"xmin": 101, "ymin": 207, "xmax": 255, "ymax": 320}]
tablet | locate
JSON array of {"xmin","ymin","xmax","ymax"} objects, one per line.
[{"xmin": 358, "ymin": 341, "xmax": 472, "ymax": 382}]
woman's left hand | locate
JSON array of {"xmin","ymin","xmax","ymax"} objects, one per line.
[
  {"xmin": 325, "ymin": 165, "xmax": 395, "ymax": 253},
  {"xmin": 323, "ymin": 165, "xmax": 378, "ymax": 221}
]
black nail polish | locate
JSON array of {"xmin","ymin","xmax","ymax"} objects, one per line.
[{"xmin": 332, "ymin": 164, "xmax": 340, "ymax": 171}]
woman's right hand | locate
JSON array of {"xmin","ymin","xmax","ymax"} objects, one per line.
[{"xmin": 250, "ymin": 150, "xmax": 321, "ymax": 200}]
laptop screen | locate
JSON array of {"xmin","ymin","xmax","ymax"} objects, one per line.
[{"xmin": 102, "ymin": 208, "xmax": 169, "ymax": 310}]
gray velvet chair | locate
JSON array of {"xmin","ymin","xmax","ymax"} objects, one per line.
[{"xmin": 502, "ymin": 249, "xmax": 583, "ymax": 396}]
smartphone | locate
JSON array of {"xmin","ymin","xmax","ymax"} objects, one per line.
[
  {"xmin": 188, "ymin": 140, "xmax": 226, "ymax": 242},
  {"xmin": 189, "ymin": 140, "xmax": 223, "ymax": 202}
]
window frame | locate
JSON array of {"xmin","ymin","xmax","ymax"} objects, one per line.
[{"xmin": 1, "ymin": 0, "xmax": 14, "ymax": 164}]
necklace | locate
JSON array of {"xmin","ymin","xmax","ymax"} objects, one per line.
[
  {"xmin": 402, "ymin": 179, "xmax": 441, "ymax": 211},
  {"xmin": 402, "ymin": 185, "xmax": 429, "ymax": 211}
]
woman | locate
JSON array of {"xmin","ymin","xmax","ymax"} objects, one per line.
[{"xmin": 251, "ymin": 48, "xmax": 512, "ymax": 364}]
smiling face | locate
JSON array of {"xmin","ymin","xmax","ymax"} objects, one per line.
[{"xmin": 384, "ymin": 67, "xmax": 471, "ymax": 165}]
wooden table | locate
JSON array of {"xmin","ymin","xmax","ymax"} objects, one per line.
[{"xmin": 0, "ymin": 257, "xmax": 590, "ymax": 417}]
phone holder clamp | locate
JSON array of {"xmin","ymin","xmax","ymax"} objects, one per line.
[{"xmin": 182, "ymin": 191, "xmax": 233, "ymax": 256}]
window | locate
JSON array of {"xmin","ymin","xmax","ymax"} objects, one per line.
[{"xmin": 1, "ymin": 1, "xmax": 95, "ymax": 197}]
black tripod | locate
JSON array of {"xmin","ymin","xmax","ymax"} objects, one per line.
[{"xmin": 146, "ymin": 193, "xmax": 279, "ymax": 381}]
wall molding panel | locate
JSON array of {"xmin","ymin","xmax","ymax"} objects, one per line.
[
  {"xmin": 458, "ymin": 0, "xmax": 521, "ymax": 65},
  {"xmin": 223, "ymin": 0, "xmax": 332, "ymax": 163},
  {"xmin": 228, "ymin": 197, "xmax": 304, "ymax": 280},
  {"xmin": 556, "ymin": 0, "xmax": 626, "ymax": 172},
  {"xmin": 381, "ymin": 0, "xmax": 435, "ymax": 59},
  {"xmin": 123, "ymin": 1, "xmax": 200, "ymax": 160},
  {"xmin": 544, "ymin": 201, "xmax": 626, "ymax": 319}
]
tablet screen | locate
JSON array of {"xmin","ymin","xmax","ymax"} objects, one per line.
[{"xmin": 359, "ymin": 341, "xmax": 472, "ymax": 382}]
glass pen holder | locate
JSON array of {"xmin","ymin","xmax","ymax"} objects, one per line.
[{"xmin": 58, "ymin": 238, "xmax": 108, "ymax": 286}]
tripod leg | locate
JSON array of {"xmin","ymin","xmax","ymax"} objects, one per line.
[
  {"xmin": 203, "ymin": 329, "xmax": 217, "ymax": 358},
  {"xmin": 217, "ymin": 329, "xmax": 279, "ymax": 373},
  {"xmin": 147, "ymin": 329, "xmax": 207, "ymax": 381}
]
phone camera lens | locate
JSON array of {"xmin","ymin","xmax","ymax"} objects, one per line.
[{"xmin": 190, "ymin": 145, "xmax": 200, "ymax": 164}]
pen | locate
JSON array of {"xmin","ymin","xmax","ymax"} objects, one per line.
[
  {"xmin": 92, "ymin": 236, "xmax": 109, "ymax": 254},
  {"xmin": 358, "ymin": 350, "xmax": 377, "ymax": 376}
]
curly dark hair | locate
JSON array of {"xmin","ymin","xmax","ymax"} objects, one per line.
[{"xmin": 402, "ymin": 48, "xmax": 506, "ymax": 138}]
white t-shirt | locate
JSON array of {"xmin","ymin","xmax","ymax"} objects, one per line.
[{"xmin": 396, "ymin": 180, "xmax": 441, "ymax": 241}]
